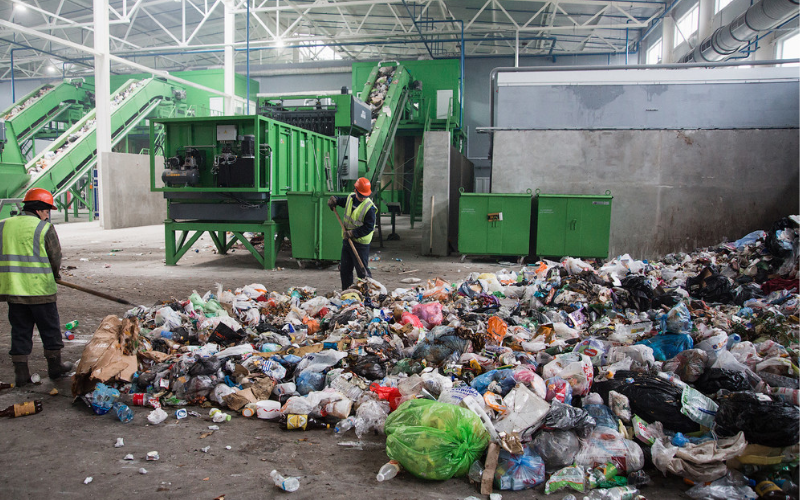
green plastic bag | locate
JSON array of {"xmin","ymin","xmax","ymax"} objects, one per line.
[{"xmin": 384, "ymin": 399, "xmax": 489, "ymax": 480}]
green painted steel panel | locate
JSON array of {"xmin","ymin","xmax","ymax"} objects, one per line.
[
  {"xmin": 458, "ymin": 192, "xmax": 532, "ymax": 256},
  {"xmin": 152, "ymin": 115, "xmax": 336, "ymax": 198},
  {"xmin": 286, "ymin": 191, "xmax": 348, "ymax": 261},
  {"xmin": 535, "ymin": 193, "xmax": 613, "ymax": 259}
]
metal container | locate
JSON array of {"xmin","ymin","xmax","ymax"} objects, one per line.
[
  {"xmin": 534, "ymin": 190, "xmax": 613, "ymax": 258},
  {"xmin": 457, "ymin": 190, "xmax": 532, "ymax": 256},
  {"xmin": 286, "ymin": 191, "xmax": 349, "ymax": 261}
]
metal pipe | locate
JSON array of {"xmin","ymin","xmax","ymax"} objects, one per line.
[
  {"xmin": 246, "ymin": 0, "xmax": 250, "ymax": 112},
  {"xmin": 680, "ymin": 0, "xmax": 799, "ymax": 62},
  {"xmin": 401, "ymin": 0, "xmax": 435, "ymax": 59}
]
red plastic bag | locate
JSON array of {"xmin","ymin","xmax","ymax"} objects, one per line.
[
  {"xmin": 400, "ymin": 311, "xmax": 424, "ymax": 328},
  {"xmin": 370, "ymin": 383, "xmax": 402, "ymax": 411},
  {"xmin": 412, "ymin": 302, "xmax": 443, "ymax": 328}
]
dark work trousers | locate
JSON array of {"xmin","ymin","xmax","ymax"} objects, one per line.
[
  {"xmin": 7, "ymin": 302, "xmax": 63, "ymax": 356},
  {"xmin": 340, "ymin": 240, "xmax": 372, "ymax": 290}
]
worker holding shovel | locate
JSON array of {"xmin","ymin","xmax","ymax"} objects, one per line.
[
  {"xmin": 328, "ymin": 177, "xmax": 376, "ymax": 290},
  {"xmin": 0, "ymin": 188, "xmax": 72, "ymax": 387}
]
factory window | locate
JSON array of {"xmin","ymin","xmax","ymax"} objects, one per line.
[
  {"xmin": 778, "ymin": 31, "xmax": 800, "ymax": 66},
  {"xmin": 647, "ymin": 39, "xmax": 663, "ymax": 64},
  {"xmin": 674, "ymin": 5, "xmax": 699, "ymax": 47},
  {"xmin": 715, "ymin": 0, "xmax": 733, "ymax": 13}
]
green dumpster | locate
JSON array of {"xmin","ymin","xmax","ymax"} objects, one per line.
[
  {"xmin": 458, "ymin": 190, "xmax": 532, "ymax": 256},
  {"xmin": 533, "ymin": 190, "xmax": 613, "ymax": 259},
  {"xmin": 286, "ymin": 191, "xmax": 349, "ymax": 261}
]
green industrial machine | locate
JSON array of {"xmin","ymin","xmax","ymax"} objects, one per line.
[
  {"xmin": 150, "ymin": 115, "xmax": 338, "ymax": 268},
  {"xmin": 0, "ymin": 79, "xmax": 94, "ymax": 200},
  {"xmin": 533, "ymin": 191, "xmax": 614, "ymax": 259},
  {"xmin": 0, "ymin": 77, "xmax": 193, "ymax": 219},
  {"xmin": 457, "ymin": 190, "xmax": 533, "ymax": 258},
  {"xmin": 148, "ymin": 60, "xmax": 462, "ymax": 268}
]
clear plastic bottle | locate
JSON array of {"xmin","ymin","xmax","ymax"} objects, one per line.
[
  {"xmin": 585, "ymin": 486, "xmax": 639, "ymax": 500},
  {"xmin": 330, "ymin": 375, "xmax": 363, "ymax": 402},
  {"xmin": 270, "ymin": 470, "xmax": 300, "ymax": 492},
  {"xmin": 91, "ymin": 383, "xmax": 120, "ymax": 415},
  {"xmin": 113, "ymin": 402, "xmax": 134, "ymax": 423},
  {"xmin": 334, "ymin": 416, "xmax": 357, "ymax": 436},
  {"xmin": 376, "ymin": 460, "xmax": 400, "ymax": 482}
]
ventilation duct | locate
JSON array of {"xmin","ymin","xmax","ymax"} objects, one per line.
[{"xmin": 679, "ymin": 0, "xmax": 799, "ymax": 62}]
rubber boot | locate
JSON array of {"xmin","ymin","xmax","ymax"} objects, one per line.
[
  {"xmin": 12, "ymin": 356, "xmax": 30, "ymax": 387},
  {"xmin": 44, "ymin": 350, "xmax": 73, "ymax": 379}
]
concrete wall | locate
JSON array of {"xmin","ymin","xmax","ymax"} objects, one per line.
[
  {"xmin": 99, "ymin": 152, "xmax": 165, "ymax": 229},
  {"xmin": 421, "ymin": 132, "xmax": 450, "ymax": 256},
  {"xmin": 492, "ymin": 129, "xmax": 799, "ymax": 259}
]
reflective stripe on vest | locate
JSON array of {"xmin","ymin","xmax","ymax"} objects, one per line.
[
  {"xmin": 0, "ymin": 216, "xmax": 56, "ymax": 296},
  {"xmin": 342, "ymin": 194, "xmax": 375, "ymax": 245}
]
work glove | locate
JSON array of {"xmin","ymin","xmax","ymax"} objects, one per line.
[
  {"xmin": 344, "ymin": 230, "xmax": 354, "ymax": 239},
  {"xmin": 327, "ymin": 196, "xmax": 337, "ymax": 209}
]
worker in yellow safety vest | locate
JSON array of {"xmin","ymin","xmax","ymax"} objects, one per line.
[
  {"xmin": 328, "ymin": 177, "xmax": 376, "ymax": 290},
  {"xmin": 0, "ymin": 188, "xmax": 72, "ymax": 387}
]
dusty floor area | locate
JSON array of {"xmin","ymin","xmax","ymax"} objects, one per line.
[{"xmin": 0, "ymin": 215, "xmax": 690, "ymax": 499}]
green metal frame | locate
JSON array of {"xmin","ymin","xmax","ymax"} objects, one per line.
[{"xmin": 165, "ymin": 220, "xmax": 279, "ymax": 269}]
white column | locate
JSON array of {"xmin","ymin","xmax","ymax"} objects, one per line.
[
  {"xmin": 661, "ymin": 16, "xmax": 675, "ymax": 63},
  {"xmin": 94, "ymin": 0, "xmax": 111, "ymax": 228},
  {"xmin": 698, "ymin": 0, "xmax": 714, "ymax": 40},
  {"xmin": 224, "ymin": 0, "xmax": 236, "ymax": 115}
]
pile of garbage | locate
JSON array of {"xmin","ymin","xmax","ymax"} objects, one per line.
[
  {"xmin": 365, "ymin": 65, "xmax": 396, "ymax": 132},
  {"xmin": 72, "ymin": 216, "xmax": 799, "ymax": 498}
]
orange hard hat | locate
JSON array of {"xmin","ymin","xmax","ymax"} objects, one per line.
[
  {"xmin": 23, "ymin": 188, "xmax": 56, "ymax": 210},
  {"xmin": 354, "ymin": 177, "xmax": 371, "ymax": 196}
]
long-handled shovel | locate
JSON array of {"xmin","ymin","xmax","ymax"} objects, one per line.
[
  {"xmin": 331, "ymin": 208, "xmax": 368, "ymax": 276},
  {"xmin": 56, "ymin": 279, "xmax": 134, "ymax": 305}
]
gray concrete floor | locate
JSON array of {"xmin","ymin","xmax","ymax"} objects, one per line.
[{"xmin": 0, "ymin": 215, "xmax": 691, "ymax": 499}]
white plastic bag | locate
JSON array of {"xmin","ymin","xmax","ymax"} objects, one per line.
[
  {"xmin": 493, "ymin": 384, "xmax": 550, "ymax": 436},
  {"xmin": 543, "ymin": 353, "xmax": 594, "ymax": 396}
]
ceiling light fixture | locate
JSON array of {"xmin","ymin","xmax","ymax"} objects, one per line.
[
  {"xmin": 15, "ymin": 2, "xmax": 28, "ymax": 11},
  {"xmin": 275, "ymin": 38, "xmax": 284, "ymax": 48}
]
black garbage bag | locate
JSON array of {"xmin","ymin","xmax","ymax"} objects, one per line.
[
  {"xmin": 620, "ymin": 275, "xmax": 655, "ymax": 311},
  {"xmin": 694, "ymin": 368, "xmax": 750, "ymax": 394},
  {"xmin": 593, "ymin": 373, "xmax": 700, "ymax": 433},
  {"xmin": 352, "ymin": 354, "xmax": 386, "ymax": 380},
  {"xmin": 734, "ymin": 283, "xmax": 765, "ymax": 306},
  {"xmin": 686, "ymin": 266, "xmax": 734, "ymax": 304},
  {"xmin": 188, "ymin": 355, "xmax": 223, "ymax": 376},
  {"xmin": 412, "ymin": 326, "xmax": 469, "ymax": 365},
  {"xmin": 715, "ymin": 391, "xmax": 800, "ymax": 447},
  {"xmin": 766, "ymin": 216, "xmax": 798, "ymax": 258},
  {"xmin": 543, "ymin": 400, "xmax": 596, "ymax": 437},
  {"xmin": 209, "ymin": 322, "xmax": 244, "ymax": 346}
]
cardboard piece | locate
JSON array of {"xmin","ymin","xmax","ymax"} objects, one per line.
[
  {"xmin": 481, "ymin": 442, "xmax": 500, "ymax": 495},
  {"xmin": 72, "ymin": 315, "xmax": 140, "ymax": 396},
  {"xmin": 246, "ymin": 377, "xmax": 276, "ymax": 401},
  {"xmin": 224, "ymin": 387, "xmax": 258, "ymax": 411}
]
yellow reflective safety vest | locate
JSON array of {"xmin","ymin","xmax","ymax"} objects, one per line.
[
  {"xmin": 342, "ymin": 194, "xmax": 375, "ymax": 245},
  {"xmin": 0, "ymin": 215, "xmax": 57, "ymax": 297}
]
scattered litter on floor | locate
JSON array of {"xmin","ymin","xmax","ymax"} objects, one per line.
[{"xmin": 69, "ymin": 217, "xmax": 799, "ymax": 498}]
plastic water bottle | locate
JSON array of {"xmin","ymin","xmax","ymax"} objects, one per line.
[
  {"xmin": 270, "ymin": 470, "xmax": 299, "ymax": 492},
  {"xmin": 91, "ymin": 383, "xmax": 120, "ymax": 415},
  {"xmin": 330, "ymin": 375, "xmax": 363, "ymax": 401},
  {"xmin": 334, "ymin": 416, "xmax": 357, "ymax": 435},
  {"xmin": 113, "ymin": 402, "xmax": 134, "ymax": 423},
  {"xmin": 726, "ymin": 333, "xmax": 742, "ymax": 350},
  {"xmin": 376, "ymin": 460, "xmax": 400, "ymax": 482}
]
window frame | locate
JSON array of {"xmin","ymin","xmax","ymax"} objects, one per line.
[
  {"xmin": 647, "ymin": 38, "xmax": 663, "ymax": 64},
  {"xmin": 674, "ymin": 4, "xmax": 700, "ymax": 48}
]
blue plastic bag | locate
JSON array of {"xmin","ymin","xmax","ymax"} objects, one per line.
[
  {"xmin": 658, "ymin": 302, "xmax": 693, "ymax": 334},
  {"xmin": 470, "ymin": 369, "xmax": 517, "ymax": 396},
  {"xmin": 636, "ymin": 333, "xmax": 694, "ymax": 361},
  {"xmin": 295, "ymin": 371, "xmax": 325, "ymax": 395},
  {"xmin": 494, "ymin": 447, "xmax": 546, "ymax": 490}
]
